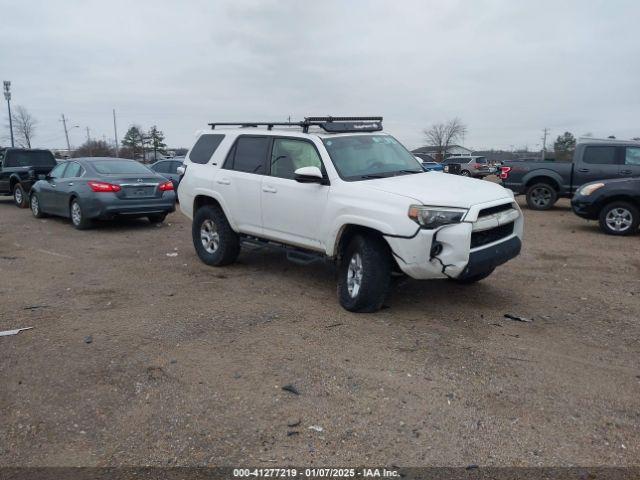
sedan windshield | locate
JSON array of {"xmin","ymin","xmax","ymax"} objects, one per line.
[
  {"xmin": 322, "ymin": 135, "xmax": 423, "ymax": 180},
  {"xmin": 91, "ymin": 160, "xmax": 153, "ymax": 175}
]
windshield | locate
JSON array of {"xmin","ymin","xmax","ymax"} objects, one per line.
[
  {"xmin": 91, "ymin": 160, "xmax": 153, "ymax": 175},
  {"xmin": 5, "ymin": 150, "xmax": 56, "ymax": 167},
  {"xmin": 322, "ymin": 135, "xmax": 423, "ymax": 180}
]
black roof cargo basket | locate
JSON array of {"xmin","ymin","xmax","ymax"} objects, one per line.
[{"xmin": 208, "ymin": 116, "xmax": 383, "ymax": 133}]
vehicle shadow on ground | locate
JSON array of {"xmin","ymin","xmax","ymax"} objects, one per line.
[{"xmin": 237, "ymin": 247, "xmax": 512, "ymax": 312}]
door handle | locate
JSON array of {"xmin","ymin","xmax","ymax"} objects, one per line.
[
  {"xmin": 216, "ymin": 178, "xmax": 231, "ymax": 185},
  {"xmin": 578, "ymin": 168, "xmax": 589, "ymax": 173},
  {"xmin": 620, "ymin": 169, "xmax": 632, "ymax": 175},
  {"xmin": 262, "ymin": 186, "xmax": 277, "ymax": 193},
  {"xmin": 68, "ymin": 182, "xmax": 74, "ymax": 186}
]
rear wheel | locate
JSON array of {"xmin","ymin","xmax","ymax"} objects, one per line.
[
  {"xmin": 337, "ymin": 234, "xmax": 392, "ymax": 313},
  {"xmin": 526, "ymin": 182, "xmax": 558, "ymax": 210},
  {"xmin": 192, "ymin": 205, "xmax": 240, "ymax": 266},
  {"xmin": 13, "ymin": 183, "xmax": 28, "ymax": 208},
  {"xmin": 30, "ymin": 192, "xmax": 46, "ymax": 218},
  {"xmin": 70, "ymin": 199, "xmax": 92, "ymax": 230},
  {"xmin": 598, "ymin": 201, "xmax": 639, "ymax": 236},
  {"xmin": 148, "ymin": 213, "xmax": 167, "ymax": 224}
]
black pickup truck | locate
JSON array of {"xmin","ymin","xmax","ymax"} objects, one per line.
[
  {"xmin": 500, "ymin": 140, "xmax": 640, "ymax": 210},
  {"xmin": 0, "ymin": 148, "xmax": 58, "ymax": 208}
]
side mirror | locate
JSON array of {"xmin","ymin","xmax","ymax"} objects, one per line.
[
  {"xmin": 176, "ymin": 165, "xmax": 186, "ymax": 175},
  {"xmin": 294, "ymin": 166, "xmax": 325, "ymax": 184}
]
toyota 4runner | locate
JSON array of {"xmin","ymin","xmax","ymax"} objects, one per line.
[{"xmin": 178, "ymin": 117, "xmax": 523, "ymax": 312}]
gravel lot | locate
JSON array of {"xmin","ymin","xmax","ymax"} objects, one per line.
[{"xmin": 0, "ymin": 190, "xmax": 639, "ymax": 467}]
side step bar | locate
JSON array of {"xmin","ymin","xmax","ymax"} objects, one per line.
[{"xmin": 240, "ymin": 235, "xmax": 327, "ymax": 266}]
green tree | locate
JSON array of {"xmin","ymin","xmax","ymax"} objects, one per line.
[
  {"xmin": 148, "ymin": 125, "xmax": 167, "ymax": 161},
  {"xmin": 553, "ymin": 132, "xmax": 576, "ymax": 162},
  {"xmin": 121, "ymin": 125, "xmax": 143, "ymax": 159}
]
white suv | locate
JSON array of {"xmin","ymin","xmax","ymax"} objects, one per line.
[{"xmin": 178, "ymin": 117, "xmax": 523, "ymax": 312}]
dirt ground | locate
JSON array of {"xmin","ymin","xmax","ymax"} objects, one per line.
[{"xmin": 0, "ymin": 190, "xmax": 639, "ymax": 467}]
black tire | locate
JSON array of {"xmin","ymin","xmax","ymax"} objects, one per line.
[
  {"xmin": 192, "ymin": 205, "xmax": 240, "ymax": 266},
  {"xmin": 13, "ymin": 183, "xmax": 28, "ymax": 208},
  {"xmin": 461, "ymin": 170, "xmax": 471, "ymax": 177},
  {"xmin": 70, "ymin": 198, "xmax": 93, "ymax": 230},
  {"xmin": 148, "ymin": 213, "xmax": 167, "ymax": 224},
  {"xmin": 30, "ymin": 192, "xmax": 46, "ymax": 218},
  {"xmin": 337, "ymin": 234, "xmax": 392, "ymax": 313},
  {"xmin": 598, "ymin": 201, "xmax": 639, "ymax": 236},
  {"xmin": 526, "ymin": 182, "xmax": 558, "ymax": 210},
  {"xmin": 451, "ymin": 268, "xmax": 495, "ymax": 284}
]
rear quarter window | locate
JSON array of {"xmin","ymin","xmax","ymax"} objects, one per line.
[{"xmin": 189, "ymin": 134, "xmax": 225, "ymax": 164}]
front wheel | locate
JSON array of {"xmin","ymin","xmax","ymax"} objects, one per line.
[
  {"xmin": 598, "ymin": 201, "xmax": 639, "ymax": 236},
  {"xmin": 70, "ymin": 199, "xmax": 93, "ymax": 230},
  {"xmin": 526, "ymin": 182, "xmax": 558, "ymax": 210},
  {"xmin": 13, "ymin": 183, "xmax": 28, "ymax": 208},
  {"xmin": 192, "ymin": 205, "xmax": 240, "ymax": 266},
  {"xmin": 337, "ymin": 234, "xmax": 392, "ymax": 313},
  {"xmin": 30, "ymin": 193, "xmax": 46, "ymax": 218},
  {"xmin": 461, "ymin": 170, "xmax": 471, "ymax": 177}
]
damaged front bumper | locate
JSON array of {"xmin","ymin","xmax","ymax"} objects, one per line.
[{"xmin": 385, "ymin": 199, "xmax": 524, "ymax": 280}]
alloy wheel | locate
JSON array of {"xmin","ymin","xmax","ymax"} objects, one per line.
[
  {"xmin": 531, "ymin": 186, "xmax": 552, "ymax": 207},
  {"xmin": 200, "ymin": 219, "xmax": 220, "ymax": 253},
  {"xmin": 71, "ymin": 202, "xmax": 82, "ymax": 226},
  {"xmin": 346, "ymin": 252, "xmax": 364, "ymax": 298},
  {"xmin": 605, "ymin": 207, "xmax": 633, "ymax": 233}
]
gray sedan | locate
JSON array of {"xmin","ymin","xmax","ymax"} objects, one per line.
[{"xmin": 29, "ymin": 157, "xmax": 176, "ymax": 229}]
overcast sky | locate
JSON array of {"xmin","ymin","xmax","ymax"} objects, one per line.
[{"xmin": 1, "ymin": 0, "xmax": 639, "ymax": 151}]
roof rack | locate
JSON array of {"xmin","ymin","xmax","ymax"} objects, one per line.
[{"xmin": 208, "ymin": 116, "xmax": 383, "ymax": 134}]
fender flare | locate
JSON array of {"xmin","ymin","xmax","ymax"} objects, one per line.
[{"xmin": 521, "ymin": 169, "xmax": 564, "ymax": 191}]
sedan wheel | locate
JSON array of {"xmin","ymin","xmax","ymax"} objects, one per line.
[
  {"xmin": 30, "ymin": 193, "xmax": 45, "ymax": 218},
  {"xmin": 70, "ymin": 199, "xmax": 92, "ymax": 230}
]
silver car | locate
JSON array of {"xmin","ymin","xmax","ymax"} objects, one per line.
[{"xmin": 441, "ymin": 156, "xmax": 495, "ymax": 178}]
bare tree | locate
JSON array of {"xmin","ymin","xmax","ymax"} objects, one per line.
[
  {"xmin": 423, "ymin": 118, "xmax": 467, "ymax": 160},
  {"xmin": 12, "ymin": 105, "xmax": 37, "ymax": 148}
]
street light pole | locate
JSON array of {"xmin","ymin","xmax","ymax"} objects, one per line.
[{"xmin": 3, "ymin": 81, "xmax": 14, "ymax": 147}]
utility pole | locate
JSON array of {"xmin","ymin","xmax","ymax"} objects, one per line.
[
  {"xmin": 85, "ymin": 127, "xmax": 91, "ymax": 143},
  {"xmin": 3, "ymin": 81, "xmax": 14, "ymax": 147},
  {"xmin": 112, "ymin": 109, "xmax": 119, "ymax": 157},
  {"xmin": 541, "ymin": 128, "xmax": 549, "ymax": 161},
  {"xmin": 61, "ymin": 114, "xmax": 71, "ymax": 154}
]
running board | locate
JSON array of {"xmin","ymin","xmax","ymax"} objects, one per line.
[{"xmin": 240, "ymin": 235, "xmax": 326, "ymax": 265}]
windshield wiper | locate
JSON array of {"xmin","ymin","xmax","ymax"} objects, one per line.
[
  {"xmin": 395, "ymin": 169, "xmax": 422, "ymax": 175},
  {"xmin": 359, "ymin": 173, "xmax": 388, "ymax": 179}
]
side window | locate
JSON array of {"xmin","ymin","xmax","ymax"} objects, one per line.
[
  {"xmin": 225, "ymin": 136, "xmax": 270, "ymax": 174},
  {"xmin": 171, "ymin": 161, "xmax": 182, "ymax": 173},
  {"xmin": 583, "ymin": 146, "xmax": 618, "ymax": 165},
  {"xmin": 189, "ymin": 134, "xmax": 225, "ymax": 164},
  {"xmin": 625, "ymin": 147, "xmax": 640, "ymax": 166},
  {"xmin": 270, "ymin": 138, "xmax": 322, "ymax": 180},
  {"xmin": 64, "ymin": 162, "xmax": 82, "ymax": 178},
  {"xmin": 153, "ymin": 161, "xmax": 170, "ymax": 173},
  {"xmin": 49, "ymin": 163, "xmax": 68, "ymax": 178}
]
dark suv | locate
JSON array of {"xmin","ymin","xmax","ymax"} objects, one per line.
[{"xmin": 0, "ymin": 148, "xmax": 58, "ymax": 207}]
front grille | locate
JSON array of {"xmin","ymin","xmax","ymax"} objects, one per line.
[
  {"xmin": 471, "ymin": 222, "xmax": 514, "ymax": 248},
  {"xmin": 478, "ymin": 202, "xmax": 513, "ymax": 217}
]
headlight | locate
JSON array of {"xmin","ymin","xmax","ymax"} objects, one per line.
[
  {"xmin": 408, "ymin": 205, "xmax": 467, "ymax": 229},
  {"xmin": 578, "ymin": 183, "xmax": 604, "ymax": 196}
]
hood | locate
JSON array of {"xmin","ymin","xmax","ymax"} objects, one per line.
[{"xmin": 358, "ymin": 172, "xmax": 513, "ymax": 208}]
